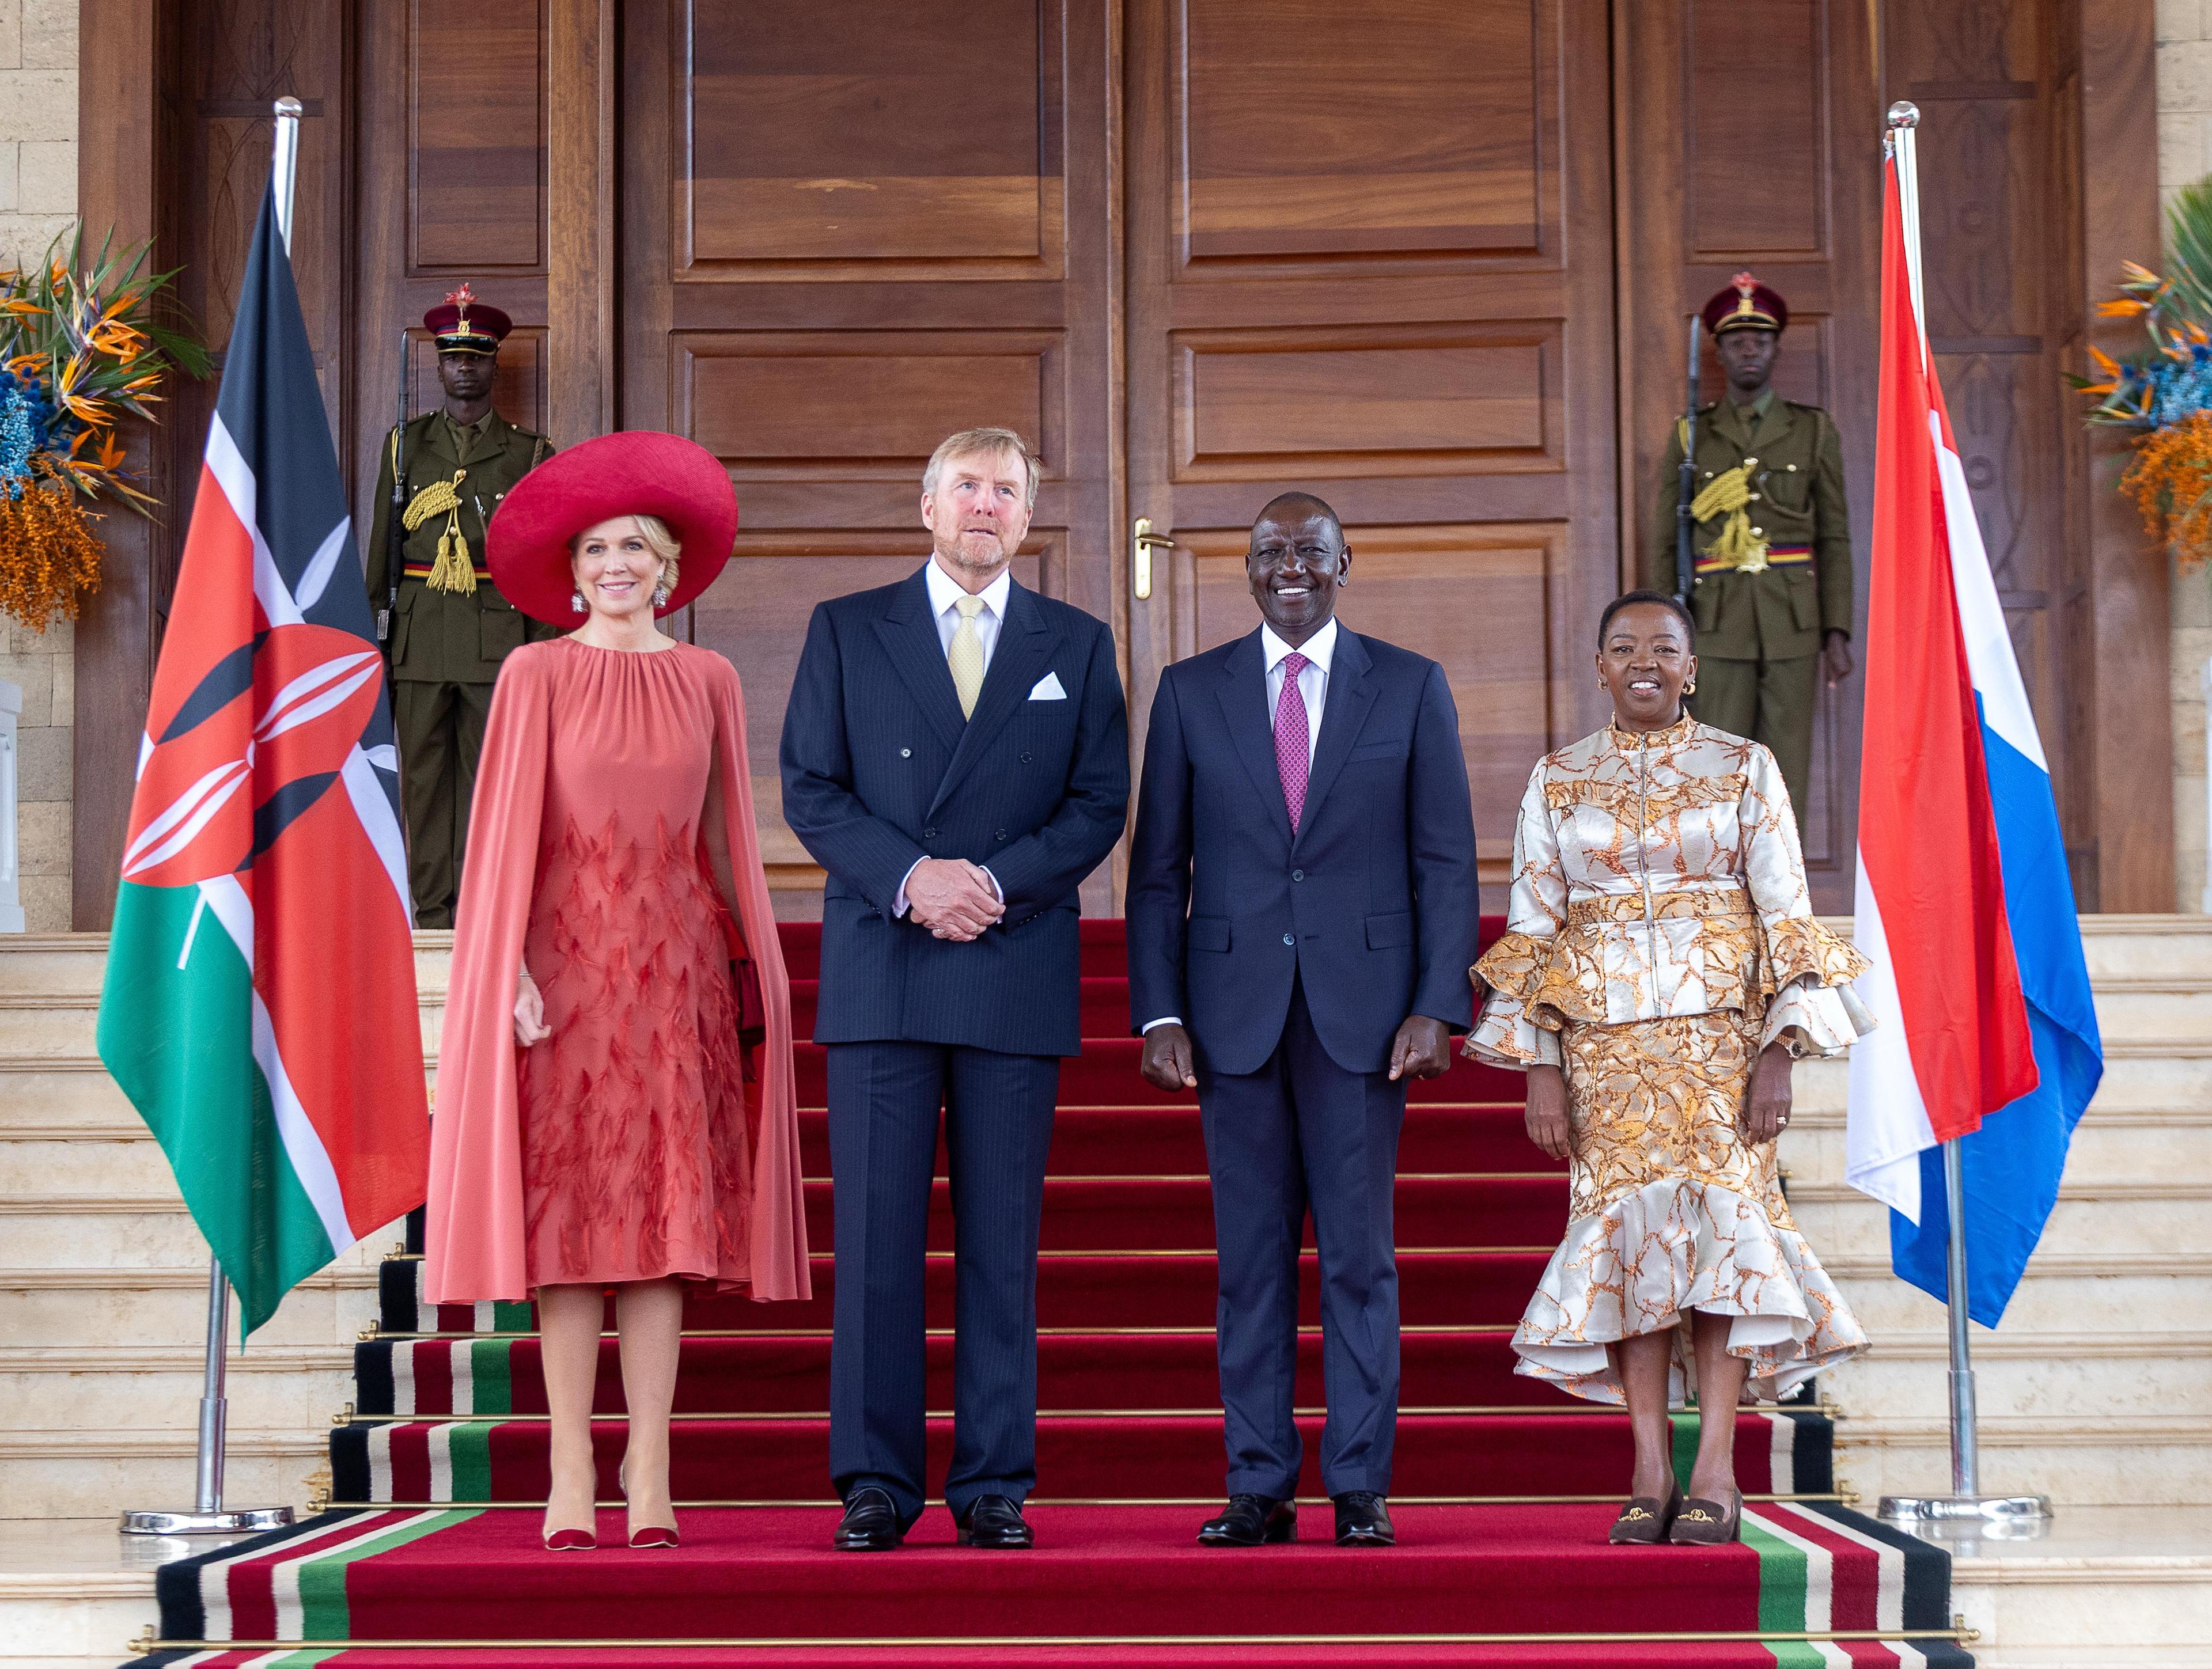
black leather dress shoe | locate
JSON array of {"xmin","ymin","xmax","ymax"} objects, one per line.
[
  {"xmin": 956, "ymin": 1494, "xmax": 1033, "ymax": 1549},
  {"xmin": 832, "ymin": 1487, "xmax": 904, "ymax": 1552},
  {"xmin": 1332, "ymin": 1492, "xmax": 1395, "ymax": 1546},
  {"xmin": 1198, "ymin": 1493, "xmax": 1297, "ymax": 1546}
]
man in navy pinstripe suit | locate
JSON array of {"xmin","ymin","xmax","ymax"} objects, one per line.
[
  {"xmin": 781, "ymin": 427, "xmax": 1128, "ymax": 1552},
  {"xmin": 1126, "ymin": 492, "xmax": 1478, "ymax": 1550}
]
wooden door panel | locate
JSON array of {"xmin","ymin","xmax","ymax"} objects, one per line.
[
  {"xmin": 1177, "ymin": 0, "xmax": 1541, "ymax": 262},
  {"xmin": 1127, "ymin": 0, "xmax": 1615, "ymax": 909},
  {"xmin": 410, "ymin": 0, "xmax": 547, "ymax": 271},
  {"xmin": 623, "ymin": 0, "xmax": 1113, "ymax": 918},
  {"xmin": 681, "ymin": 0, "xmax": 1063, "ymax": 280},
  {"xmin": 1171, "ymin": 324, "xmax": 1556, "ymax": 479}
]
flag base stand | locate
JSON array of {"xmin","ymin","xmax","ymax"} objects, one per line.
[
  {"xmin": 119, "ymin": 1257, "xmax": 298, "ymax": 1538},
  {"xmin": 120, "ymin": 1507, "xmax": 296, "ymax": 1536},
  {"xmin": 1877, "ymin": 1492, "xmax": 2051, "ymax": 1527}
]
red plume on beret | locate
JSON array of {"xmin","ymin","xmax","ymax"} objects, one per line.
[
  {"xmin": 486, "ymin": 431, "xmax": 738, "ymax": 625},
  {"xmin": 423, "ymin": 283, "xmax": 512, "ymax": 354},
  {"xmin": 1702, "ymin": 271, "xmax": 1788, "ymax": 336}
]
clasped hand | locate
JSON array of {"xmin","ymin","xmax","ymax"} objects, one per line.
[
  {"xmin": 1139, "ymin": 1013, "xmax": 1454, "ymax": 1093},
  {"xmin": 1521, "ymin": 1040, "xmax": 1795, "ymax": 1161},
  {"xmin": 906, "ymin": 857, "xmax": 1004, "ymax": 942}
]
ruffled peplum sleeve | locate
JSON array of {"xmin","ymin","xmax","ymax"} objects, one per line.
[
  {"xmin": 1465, "ymin": 764, "xmax": 1569, "ymax": 1069},
  {"xmin": 1743, "ymin": 744, "xmax": 1876, "ymax": 1057}
]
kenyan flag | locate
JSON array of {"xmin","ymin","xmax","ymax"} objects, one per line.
[{"xmin": 96, "ymin": 184, "xmax": 428, "ymax": 1337}]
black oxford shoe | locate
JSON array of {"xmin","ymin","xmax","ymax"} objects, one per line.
[
  {"xmin": 1333, "ymin": 1492, "xmax": 1395, "ymax": 1546},
  {"xmin": 832, "ymin": 1487, "xmax": 904, "ymax": 1552},
  {"xmin": 1198, "ymin": 1493, "xmax": 1297, "ymax": 1546},
  {"xmin": 956, "ymin": 1494, "xmax": 1033, "ymax": 1549}
]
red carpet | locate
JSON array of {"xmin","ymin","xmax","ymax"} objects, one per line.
[{"xmin": 133, "ymin": 918, "xmax": 1968, "ymax": 1667}]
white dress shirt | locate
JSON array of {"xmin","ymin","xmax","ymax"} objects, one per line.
[
  {"xmin": 926, "ymin": 557, "xmax": 1010, "ymax": 672},
  {"xmin": 1144, "ymin": 617, "xmax": 1340, "ymax": 1033},
  {"xmin": 895, "ymin": 559, "xmax": 1013, "ymax": 919}
]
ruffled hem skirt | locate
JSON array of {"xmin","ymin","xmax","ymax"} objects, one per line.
[{"xmin": 1512, "ymin": 1177, "xmax": 1869, "ymax": 1406}]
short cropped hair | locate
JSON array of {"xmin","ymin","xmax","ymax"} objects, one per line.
[
  {"xmin": 1597, "ymin": 588, "xmax": 1696, "ymax": 647},
  {"xmin": 923, "ymin": 427, "xmax": 1041, "ymax": 511}
]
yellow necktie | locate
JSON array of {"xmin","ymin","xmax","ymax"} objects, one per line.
[{"xmin": 948, "ymin": 594, "xmax": 986, "ymax": 718}]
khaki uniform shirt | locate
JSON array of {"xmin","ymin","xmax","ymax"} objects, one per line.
[
  {"xmin": 1643, "ymin": 390, "xmax": 1853, "ymax": 663},
  {"xmin": 366, "ymin": 409, "xmax": 558, "ymax": 684}
]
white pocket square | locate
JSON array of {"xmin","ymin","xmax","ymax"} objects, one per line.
[{"xmin": 1028, "ymin": 672, "xmax": 1067, "ymax": 701}]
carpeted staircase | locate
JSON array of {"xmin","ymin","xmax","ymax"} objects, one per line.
[{"xmin": 125, "ymin": 920, "xmax": 1970, "ymax": 1666}]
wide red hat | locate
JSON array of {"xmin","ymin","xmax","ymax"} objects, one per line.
[{"xmin": 486, "ymin": 430, "xmax": 737, "ymax": 625}]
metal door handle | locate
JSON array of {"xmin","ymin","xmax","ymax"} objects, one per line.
[{"xmin": 1133, "ymin": 517, "xmax": 1173, "ymax": 600}]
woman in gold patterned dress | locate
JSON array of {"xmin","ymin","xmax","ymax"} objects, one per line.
[{"xmin": 1465, "ymin": 591, "xmax": 1873, "ymax": 1546}]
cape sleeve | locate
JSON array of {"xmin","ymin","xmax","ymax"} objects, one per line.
[
  {"xmin": 423, "ymin": 646, "xmax": 552, "ymax": 1304},
  {"xmin": 707, "ymin": 658, "xmax": 812, "ymax": 1302}
]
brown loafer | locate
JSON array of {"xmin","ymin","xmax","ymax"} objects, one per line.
[
  {"xmin": 1608, "ymin": 1482, "xmax": 1680, "ymax": 1545},
  {"xmin": 1668, "ymin": 1490, "xmax": 1743, "ymax": 1545}
]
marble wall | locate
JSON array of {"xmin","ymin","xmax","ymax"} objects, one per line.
[{"xmin": 0, "ymin": 0, "xmax": 74, "ymax": 932}]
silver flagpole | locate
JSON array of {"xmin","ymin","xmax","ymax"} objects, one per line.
[
  {"xmin": 121, "ymin": 97, "xmax": 310, "ymax": 1539},
  {"xmin": 1872, "ymin": 99, "xmax": 2049, "ymax": 1535}
]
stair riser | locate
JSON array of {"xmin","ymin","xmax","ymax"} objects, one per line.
[
  {"xmin": 1781, "ymin": 1117, "xmax": 2212, "ymax": 1186},
  {"xmin": 1791, "ymin": 1196, "xmax": 2204, "ymax": 1258},
  {"xmin": 1, "ymin": 1279, "xmax": 378, "ymax": 1349},
  {"xmin": 1791, "ymin": 1054, "xmax": 2212, "ymax": 1114},
  {"xmin": 1840, "ymin": 1436, "xmax": 2212, "ymax": 1511},
  {"xmin": 0, "ymin": 1448, "xmax": 321, "ymax": 1521},
  {"xmin": 1834, "ymin": 1270, "xmax": 2212, "ymax": 1333},
  {"xmin": 1957, "ymin": 1571, "xmax": 2212, "ymax": 1652},
  {"xmin": 0, "ymin": 1363, "xmax": 354, "ymax": 1432},
  {"xmin": 1825, "ymin": 1352, "xmax": 2212, "ymax": 1418}
]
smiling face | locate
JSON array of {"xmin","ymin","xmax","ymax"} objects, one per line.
[
  {"xmin": 1715, "ymin": 327, "xmax": 1778, "ymax": 400},
  {"xmin": 921, "ymin": 445, "xmax": 1033, "ymax": 589},
  {"xmin": 570, "ymin": 516, "xmax": 669, "ymax": 625},
  {"xmin": 1246, "ymin": 506, "xmax": 1349, "ymax": 646},
  {"xmin": 1597, "ymin": 600, "xmax": 1696, "ymax": 731}
]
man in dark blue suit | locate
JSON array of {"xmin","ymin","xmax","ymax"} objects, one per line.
[
  {"xmin": 781, "ymin": 427, "xmax": 1128, "ymax": 1553},
  {"xmin": 1126, "ymin": 492, "xmax": 1477, "ymax": 1549}
]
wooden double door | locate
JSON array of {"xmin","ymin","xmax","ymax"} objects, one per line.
[{"xmin": 615, "ymin": 0, "xmax": 1620, "ymax": 915}]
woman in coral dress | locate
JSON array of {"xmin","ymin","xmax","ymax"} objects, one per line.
[
  {"xmin": 1466, "ymin": 590, "xmax": 1871, "ymax": 1547},
  {"xmin": 423, "ymin": 431, "xmax": 809, "ymax": 1551}
]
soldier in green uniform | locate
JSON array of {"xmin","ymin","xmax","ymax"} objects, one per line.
[
  {"xmin": 366, "ymin": 285, "xmax": 558, "ymax": 928},
  {"xmin": 1644, "ymin": 272, "xmax": 1855, "ymax": 832}
]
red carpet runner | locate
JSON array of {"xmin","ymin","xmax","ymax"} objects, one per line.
[{"xmin": 128, "ymin": 920, "xmax": 1970, "ymax": 1667}]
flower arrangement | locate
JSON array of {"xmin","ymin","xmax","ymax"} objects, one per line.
[{"xmin": 0, "ymin": 230, "xmax": 210, "ymax": 631}]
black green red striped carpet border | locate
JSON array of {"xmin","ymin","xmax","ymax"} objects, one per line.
[{"xmin": 124, "ymin": 1501, "xmax": 1968, "ymax": 1667}]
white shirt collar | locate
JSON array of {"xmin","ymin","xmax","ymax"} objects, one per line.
[
  {"xmin": 1260, "ymin": 616, "xmax": 1338, "ymax": 674},
  {"xmin": 925, "ymin": 558, "xmax": 1012, "ymax": 620}
]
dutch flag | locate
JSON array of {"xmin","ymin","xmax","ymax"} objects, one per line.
[{"xmin": 1844, "ymin": 138, "xmax": 2105, "ymax": 1325}]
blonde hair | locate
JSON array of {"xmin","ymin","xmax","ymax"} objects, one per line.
[
  {"xmin": 571, "ymin": 513, "xmax": 681, "ymax": 597},
  {"xmin": 923, "ymin": 427, "xmax": 1041, "ymax": 510}
]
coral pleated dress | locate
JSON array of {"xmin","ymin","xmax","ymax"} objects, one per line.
[{"xmin": 421, "ymin": 428, "xmax": 809, "ymax": 1307}]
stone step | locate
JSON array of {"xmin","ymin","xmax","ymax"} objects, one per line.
[
  {"xmin": 1824, "ymin": 1330, "xmax": 2212, "ymax": 1420},
  {"xmin": 1, "ymin": 1264, "xmax": 380, "ymax": 1350},
  {"xmin": 1780, "ymin": 1107, "xmax": 2212, "ymax": 1186},
  {"xmin": 1793, "ymin": 1048, "xmax": 2212, "ymax": 1114},
  {"xmin": 1832, "ymin": 1418, "xmax": 2212, "ymax": 1509},
  {"xmin": 1944, "ymin": 1504, "xmax": 2212, "ymax": 1655},
  {"xmin": 1825, "ymin": 1253, "xmax": 2212, "ymax": 1334},
  {"xmin": 0, "ymin": 1348, "xmax": 354, "ymax": 1435},
  {"xmin": 0, "ymin": 1431, "xmax": 323, "ymax": 1522},
  {"xmin": 1790, "ymin": 1181, "xmax": 2212, "ymax": 1259}
]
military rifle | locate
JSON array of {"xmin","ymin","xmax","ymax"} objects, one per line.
[
  {"xmin": 1676, "ymin": 314, "xmax": 1700, "ymax": 604},
  {"xmin": 380, "ymin": 328, "xmax": 406, "ymax": 642}
]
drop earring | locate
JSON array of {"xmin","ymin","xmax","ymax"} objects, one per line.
[
  {"xmin": 653, "ymin": 584, "xmax": 671, "ymax": 608},
  {"xmin": 1684, "ymin": 678, "xmax": 1698, "ymax": 695},
  {"xmin": 570, "ymin": 590, "xmax": 586, "ymax": 615}
]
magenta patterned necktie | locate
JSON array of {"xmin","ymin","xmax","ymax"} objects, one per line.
[{"xmin": 1275, "ymin": 650, "xmax": 1312, "ymax": 834}]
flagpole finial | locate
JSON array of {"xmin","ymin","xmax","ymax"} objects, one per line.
[
  {"xmin": 274, "ymin": 96, "xmax": 302, "ymax": 119},
  {"xmin": 1887, "ymin": 100, "xmax": 1921, "ymax": 130}
]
